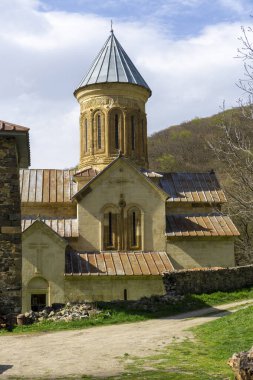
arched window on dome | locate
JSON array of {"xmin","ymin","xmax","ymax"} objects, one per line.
[
  {"xmin": 103, "ymin": 206, "xmax": 119, "ymax": 250},
  {"xmin": 131, "ymin": 115, "xmax": 135, "ymax": 151},
  {"xmin": 127, "ymin": 206, "xmax": 142, "ymax": 250},
  {"xmin": 109, "ymin": 110, "xmax": 122, "ymax": 153},
  {"xmin": 84, "ymin": 118, "xmax": 88, "ymax": 152},
  {"xmin": 97, "ymin": 114, "xmax": 102, "ymax": 149},
  {"xmin": 141, "ymin": 119, "xmax": 145, "ymax": 154},
  {"xmin": 115, "ymin": 113, "xmax": 119, "ymax": 150},
  {"xmin": 94, "ymin": 111, "xmax": 104, "ymax": 152}
]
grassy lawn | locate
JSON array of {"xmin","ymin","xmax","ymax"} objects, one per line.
[
  {"xmin": 92, "ymin": 305, "xmax": 253, "ymax": 380},
  {"xmin": 1, "ymin": 286, "xmax": 253, "ymax": 336}
]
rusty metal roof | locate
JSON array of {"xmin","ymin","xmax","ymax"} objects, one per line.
[
  {"xmin": 76, "ymin": 31, "xmax": 151, "ymax": 93},
  {"xmin": 166, "ymin": 214, "xmax": 240, "ymax": 237},
  {"xmin": 0, "ymin": 120, "xmax": 29, "ymax": 132},
  {"xmin": 20, "ymin": 169, "xmax": 78, "ymax": 203},
  {"xmin": 159, "ymin": 172, "xmax": 226, "ymax": 203},
  {"xmin": 65, "ymin": 251, "xmax": 174, "ymax": 276},
  {"xmin": 22, "ymin": 217, "xmax": 78, "ymax": 238},
  {"xmin": 0, "ymin": 120, "xmax": 30, "ymax": 168}
]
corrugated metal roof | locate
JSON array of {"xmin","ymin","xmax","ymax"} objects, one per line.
[
  {"xmin": 65, "ymin": 251, "xmax": 174, "ymax": 276},
  {"xmin": 20, "ymin": 169, "xmax": 78, "ymax": 203},
  {"xmin": 166, "ymin": 214, "xmax": 240, "ymax": 237},
  {"xmin": 76, "ymin": 31, "xmax": 150, "ymax": 92},
  {"xmin": 160, "ymin": 172, "xmax": 226, "ymax": 203},
  {"xmin": 22, "ymin": 217, "xmax": 78, "ymax": 238},
  {"xmin": 0, "ymin": 120, "xmax": 30, "ymax": 168}
]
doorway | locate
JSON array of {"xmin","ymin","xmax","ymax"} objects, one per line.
[{"xmin": 31, "ymin": 293, "xmax": 46, "ymax": 312}]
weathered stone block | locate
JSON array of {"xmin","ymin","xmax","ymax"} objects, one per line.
[{"xmin": 228, "ymin": 348, "xmax": 253, "ymax": 379}]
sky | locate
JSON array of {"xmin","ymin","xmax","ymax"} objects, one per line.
[{"xmin": 0, "ymin": 0, "xmax": 253, "ymax": 168}]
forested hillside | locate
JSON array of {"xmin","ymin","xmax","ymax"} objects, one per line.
[
  {"xmin": 148, "ymin": 108, "xmax": 253, "ymax": 174},
  {"xmin": 148, "ymin": 107, "xmax": 253, "ymax": 265}
]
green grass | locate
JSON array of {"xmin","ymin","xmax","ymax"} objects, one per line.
[
  {"xmin": 90, "ymin": 305, "xmax": 253, "ymax": 380},
  {"xmin": 0, "ymin": 310, "xmax": 147, "ymax": 335},
  {"xmin": 2, "ymin": 286, "xmax": 253, "ymax": 336}
]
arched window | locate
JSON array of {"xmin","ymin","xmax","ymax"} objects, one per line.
[
  {"xmin": 115, "ymin": 114, "xmax": 119, "ymax": 150},
  {"xmin": 141, "ymin": 119, "xmax": 145, "ymax": 153},
  {"xmin": 84, "ymin": 118, "xmax": 88, "ymax": 152},
  {"xmin": 127, "ymin": 207, "xmax": 142, "ymax": 250},
  {"xmin": 97, "ymin": 114, "xmax": 102, "ymax": 149},
  {"xmin": 103, "ymin": 207, "xmax": 118, "ymax": 250},
  {"xmin": 131, "ymin": 116, "xmax": 135, "ymax": 150}
]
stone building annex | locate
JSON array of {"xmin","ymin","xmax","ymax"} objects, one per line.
[{"xmin": 1, "ymin": 31, "xmax": 240, "ymax": 313}]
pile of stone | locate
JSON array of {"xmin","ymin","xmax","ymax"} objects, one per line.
[
  {"xmin": 228, "ymin": 347, "xmax": 253, "ymax": 379},
  {"xmin": 0, "ymin": 315, "xmax": 13, "ymax": 331},
  {"xmin": 16, "ymin": 294, "xmax": 185, "ymax": 326},
  {"xmin": 18, "ymin": 302, "xmax": 103, "ymax": 325}
]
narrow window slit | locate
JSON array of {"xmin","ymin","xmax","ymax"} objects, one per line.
[
  {"xmin": 115, "ymin": 114, "xmax": 119, "ymax": 149},
  {"xmin": 85, "ymin": 118, "xmax": 88, "ymax": 152},
  {"xmin": 97, "ymin": 114, "xmax": 102, "ymax": 149},
  {"xmin": 131, "ymin": 116, "xmax": 135, "ymax": 150}
]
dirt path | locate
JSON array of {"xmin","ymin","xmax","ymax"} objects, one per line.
[{"xmin": 1, "ymin": 299, "xmax": 253, "ymax": 379}]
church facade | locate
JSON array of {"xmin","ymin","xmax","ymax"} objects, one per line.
[{"xmin": 20, "ymin": 31, "xmax": 239, "ymax": 312}]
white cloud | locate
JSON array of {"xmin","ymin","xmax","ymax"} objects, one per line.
[{"xmin": 0, "ymin": 1, "xmax": 250, "ymax": 168}]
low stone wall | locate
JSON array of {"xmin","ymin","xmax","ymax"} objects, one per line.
[{"xmin": 163, "ymin": 265, "xmax": 253, "ymax": 295}]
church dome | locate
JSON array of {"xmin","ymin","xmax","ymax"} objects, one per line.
[{"xmin": 75, "ymin": 30, "xmax": 150, "ymax": 92}]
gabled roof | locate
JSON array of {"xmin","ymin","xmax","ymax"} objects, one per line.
[
  {"xmin": 159, "ymin": 172, "xmax": 226, "ymax": 203},
  {"xmin": 72, "ymin": 156, "xmax": 168, "ymax": 202},
  {"xmin": 22, "ymin": 217, "xmax": 78, "ymax": 238},
  {"xmin": 22, "ymin": 219, "xmax": 68, "ymax": 247},
  {"xmin": 0, "ymin": 120, "xmax": 30, "ymax": 168},
  {"xmin": 65, "ymin": 251, "xmax": 174, "ymax": 276},
  {"xmin": 75, "ymin": 31, "xmax": 151, "ymax": 93},
  {"xmin": 166, "ymin": 213, "xmax": 240, "ymax": 237}
]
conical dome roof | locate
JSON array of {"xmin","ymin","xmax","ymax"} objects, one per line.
[{"xmin": 76, "ymin": 31, "xmax": 150, "ymax": 92}]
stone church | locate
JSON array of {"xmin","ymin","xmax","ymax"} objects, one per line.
[{"xmin": 15, "ymin": 31, "xmax": 239, "ymax": 312}]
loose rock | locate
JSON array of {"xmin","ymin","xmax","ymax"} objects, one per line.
[{"xmin": 228, "ymin": 347, "xmax": 253, "ymax": 379}]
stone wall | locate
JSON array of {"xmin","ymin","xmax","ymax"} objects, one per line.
[
  {"xmin": 0, "ymin": 137, "xmax": 22, "ymax": 316},
  {"xmin": 163, "ymin": 265, "xmax": 253, "ymax": 295}
]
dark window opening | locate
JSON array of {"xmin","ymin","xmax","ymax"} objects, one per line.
[
  {"xmin": 115, "ymin": 114, "xmax": 119, "ymax": 149},
  {"xmin": 108, "ymin": 212, "xmax": 113, "ymax": 246},
  {"xmin": 97, "ymin": 114, "xmax": 102, "ymax": 149},
  {"xmin": 85, "ymin": 118, "xmax": 88, "ymax": 152},
  {"xmin": 131, "ymin": 116, "xmax": 135, "ymax": 150},
  {"xmin": 31, "ymin": 294, "xmax": 46, "ymax": 312},
  {"xmin": 124, "ymin": 289, "xmax": 128, "ymax": 301},
  {"xmin": 132, "ymin": 211, "xmax": 137, "ymax": 246}
]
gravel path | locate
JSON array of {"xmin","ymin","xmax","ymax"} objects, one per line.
[{"xmin": 1, "ymin": 299, "xmax": 253, "ymax": 379}]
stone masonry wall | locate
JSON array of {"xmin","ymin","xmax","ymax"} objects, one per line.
[
  {"xmin": 163, "ymin": 265, "xmax": 253, "ymax": 295},
  {"xmin": 0, "ymin": 137, "xmax": 22, "ymax": 316}
]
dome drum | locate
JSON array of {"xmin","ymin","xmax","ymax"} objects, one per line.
[{"xmin": 75, "ymin": 32, "xmax": 150, "ymax": 171}]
